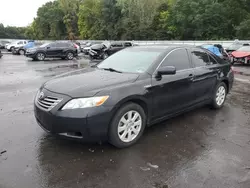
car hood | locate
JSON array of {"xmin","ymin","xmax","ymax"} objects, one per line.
[
  {"xmin": 43, "ymin": 68, "xmax": 139, "ymax": 98},
  {"xmin": 231, "ymin": 51, "xmax": 250, "ymax": 58}
]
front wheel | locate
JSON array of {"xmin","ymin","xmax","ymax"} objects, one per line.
[
  {"xmin": 103, "ymin": 53, "xmax": 109, "ymax": 59},
  {"xmin": 211, "ymin": 82, "xmax": 227, "ymax": 109},
  {"xmin": 109, "ymin": 103, "xmax": 146, "ymax": 148},
  {"xmin": 36, "ymin": 52, "xmax": 45, "ymax": 61},
  {"xmin": 19, "ymin": 49, "xmax": 25, "ymax": 55}
]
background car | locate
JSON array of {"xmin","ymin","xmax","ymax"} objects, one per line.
[
  {"xmin": 82, "ymin": 41, "xmax": 103, "ymax": 54},
  {"xmin": 201, "ymin": 44, "xmax": 230, "ymax": 61},
  {"xmin": 0, "ymin": 41, "xmax": 10, "ymax": 49},
  {"xmin": 12, "ymin": 41, "xmax": 44, "ymax": 55},
  {"xmin": 34, "ymin": 45, "xmax": 234, "ymax": 148},
  {"xmin": 89, "ymin": 41, "xmax": 133, "ymax": 60},
  {"xmin": 25, "ymin": 42, "xmax": 78, "ymax": 61},
  {"xmin": 6, "ymin": 40, "xmax": 29, "ymax": 51},
  {"xmin": 231, "ymin": 46, "xmax": 250, "ymax": 65}
]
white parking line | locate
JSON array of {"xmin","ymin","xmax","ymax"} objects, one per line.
[{"xmin": 235, "ymin": 78, "xmax": 250, "ymax": 83}]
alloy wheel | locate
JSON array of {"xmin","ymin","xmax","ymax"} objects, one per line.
[
  {"xmin": 216, "ymin": 86, "xmax": 226, "ymax": 106},
  {"xmin": 117, "ymin": 110, "xmax": 142, "ymax": 143},
  {"xmin": 67, "ymin": 52, "xmax": 74, "ymax": 60},
  {"xmin": 37, "ymin": 53, "xmax": 45, "ymax": 61}
]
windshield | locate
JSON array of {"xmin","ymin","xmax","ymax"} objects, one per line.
[
  {"xmin": 40, "ymin": 43, "xmax": 51, "ymax": 47},
  {"xmin": 236, "ymin": 46, "xmax": 250, "ymax": 52},
  {"xmin": 97, "ymin": 48, "xmax": 163, "ymax": 73}
]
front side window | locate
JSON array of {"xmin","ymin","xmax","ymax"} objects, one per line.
[
  {"xmin": 191, "ymin": 48, "xmax": 210, "ymax": 67},
  {"xmin": 160, "ymin": 49, "xmax": 190, "ymax": 71}
]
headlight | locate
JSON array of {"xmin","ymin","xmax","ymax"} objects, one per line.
[{"xmin": 62, "ymin": 96, "xmax": 109, "ymax": 110}]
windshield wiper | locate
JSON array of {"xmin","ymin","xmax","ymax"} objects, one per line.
[{"xmin": 102, "ymin": 68, "xmax": 123, "ymax": 73}]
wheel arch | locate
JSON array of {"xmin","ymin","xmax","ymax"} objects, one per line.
[
  {"xmin": 110, "ymin": 96, "xmax": 150, "ymax": 125},
  {"xmin": 220, "ymin": 79, "xmax": 229, "ymax": 93}
]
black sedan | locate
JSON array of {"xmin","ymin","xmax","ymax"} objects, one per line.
[
  {"xmin": 34, "ymin": 45, "xmax": 234, "ymax": 148},
  {"xmin": 26, "ymin": 42, "xmax": 78, "ymax": 61}
]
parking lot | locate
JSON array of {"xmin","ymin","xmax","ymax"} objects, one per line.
[{"xmin": 0, "ymin": 54, "xmax": 250, "ymax": 188}]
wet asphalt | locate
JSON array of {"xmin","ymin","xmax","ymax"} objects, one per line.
[{"xmin": 0, "ymin": 54, "xmax": 250, "ymax": 188}]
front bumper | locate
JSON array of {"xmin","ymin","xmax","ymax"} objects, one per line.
[
  {"xmin": 34, "ymin": 89, "xmax": 113, "ymax": 142},
  {"xmin": 25, "ymin": 52, "xmax": 36, "ymax": 58}
]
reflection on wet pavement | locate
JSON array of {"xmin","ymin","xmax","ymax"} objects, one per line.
[{"xmin": 0, "ymin": 55, "xmax": 250, "ymax": 188}]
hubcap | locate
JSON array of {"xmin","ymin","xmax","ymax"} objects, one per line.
[
  {"xmin": 37, "ymin": 53, "xmax": 44, "ymax": 60},
  {"xmin": 118, "ymin": 110, "xmax": 142, "ymax": 143},
  {"xmin": 216, "ymin": 86, "xmax": 226, "ymax": 106}
]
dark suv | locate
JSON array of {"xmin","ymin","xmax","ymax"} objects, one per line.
[{"xmin": 26, "ymin": 42, "xmax": 79, "ymax": 61}]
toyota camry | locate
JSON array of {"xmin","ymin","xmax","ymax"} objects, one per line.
[{"xmin": 34, "ymin": 45, "xmax": 234, "ymax": 148}]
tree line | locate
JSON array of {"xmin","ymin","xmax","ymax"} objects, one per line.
[{"xmin": 1, "ymin": 0, "xmax": 250, "ymax": 40}]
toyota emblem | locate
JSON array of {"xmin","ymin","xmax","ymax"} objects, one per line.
[{"xmin": 38, "ymin": 92, "xmax": 45, "ymax": 100}]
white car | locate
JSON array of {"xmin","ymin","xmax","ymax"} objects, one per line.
[{"xmin": 6, "ymin": 40, "xmax": 28, "ymax": 51}]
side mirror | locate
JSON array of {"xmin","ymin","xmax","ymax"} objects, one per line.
[
  {"xmin": 157, "ymin": 66, "xmax": 176, "ymax": 76},
  {"xmin": 47, "ymin": 46, "xmax": 50, "ymax": 49}
]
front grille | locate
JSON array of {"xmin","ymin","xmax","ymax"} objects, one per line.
[{"xmin": 37, "ymin": 96, "xmax": 62, "ymax": 111}]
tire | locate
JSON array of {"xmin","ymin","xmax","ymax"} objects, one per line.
[
  {"xmin": 19, "ymin": 49, "xmax": 25, "ymax": 55},
  {"xmin": 10, "ymin": 47, "xmax": 14, "ymax": 52},
  {"xmin": 66, "ymin": 52, "xmax": 74, "ymax": 60},
  {"xmin": 109, "ymin": 103, "xmax": 146, "ymax": 148},
  {"xmin": 211, "ymin": 82, "xmax": 227, "ymax": 109},
  {"xmin": 36, "ymin": 52, "xmax": 45, "ymax": 61},
  {"xmin": 103, "ymin": 53, "xmax": 109, "ymax": 59}
]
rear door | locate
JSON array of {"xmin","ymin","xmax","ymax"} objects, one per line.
[
  {"xmin": 189, "ymin": 48, "xmax": 219, "ymax": 104},
  {"xmin": 151, "ymin": 48, "xmax": 195, "ymax": 119}
]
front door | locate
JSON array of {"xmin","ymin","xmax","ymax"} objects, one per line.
[{"xmin": 151, "ymin": 48, "xmax": 195, "ymax": 120}]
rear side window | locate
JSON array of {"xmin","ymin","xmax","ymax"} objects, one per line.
[
  {"xmin": 191, "ymin": 48, "xmax": 210, "ymax": 67},
  {"xmin": 160, "ymin": 49, "xmax": 190, "ymax": 71}
]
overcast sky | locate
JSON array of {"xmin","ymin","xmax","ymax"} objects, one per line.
[{"xmin": 0, "ymin": 0, "xmax": 52, "ymax": 27}]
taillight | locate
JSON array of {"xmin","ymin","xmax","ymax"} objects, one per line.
[{"xmin": 73, "ymin": 44, "xmax": 78, "ymax": 49}]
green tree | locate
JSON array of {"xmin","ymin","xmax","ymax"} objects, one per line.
[{"xmin": 78, "ymin": 0, "xmax": 104, "ymax": 39}]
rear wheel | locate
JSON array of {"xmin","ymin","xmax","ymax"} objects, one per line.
[
  {"xmin": 36, "ymin": 52, "xmax": 45, "ymax": 61},
  {"xmin": 10, "ymin": 47, "xmax": 14, "ymax": 52},
  {"xmin": 211, "ymin": 82, "xmax": 227, "ymax": 109},
  {"xmin": 66, "ymin": 52, "xmax": 74, "ymax": 60},
  {"xmin": 109, "ymin": 103, "xmax": 146, "ymax": 148}
]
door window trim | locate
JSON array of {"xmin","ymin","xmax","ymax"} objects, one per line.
[{"xmin": 153, "ymin": 48, "xmax": 192, "ymax": 75}]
